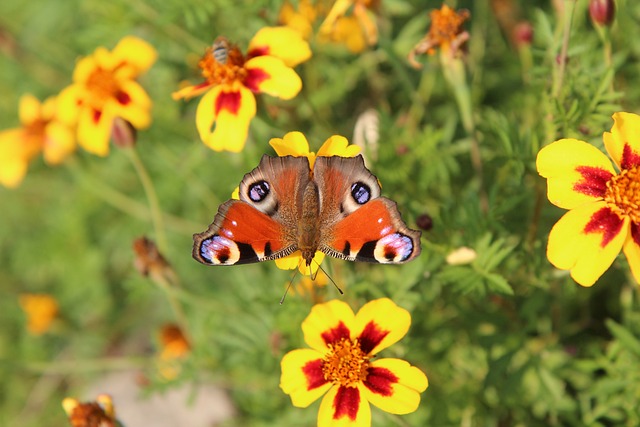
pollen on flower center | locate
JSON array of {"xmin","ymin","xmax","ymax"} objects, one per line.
[
  {"xmin": 86, "ymin": 68, "xmax": 122, "ymax": 106},
  {"xmin": 322, "ymin": 338, "xmax": 370, "ymax": 387},
  {"xmin": 199, "ymin": 44, "xmax": 247, "ymax": 86},
  {"xmin": 604, "ymin": 166, "xmax": 640, "ymax": 223}
]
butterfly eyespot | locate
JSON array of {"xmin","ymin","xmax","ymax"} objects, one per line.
[
  {"xmin": 248, "ymin": 180, "xmax": 270, "ymax": 202},
  {"xmin": 351, "ymin": 182, "xmax": 371, "ymax": 205}
]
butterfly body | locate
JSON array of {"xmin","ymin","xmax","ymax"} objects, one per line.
[{"xmin": 193, "ymin": 155, "xmax": 421, "ymax": 267}]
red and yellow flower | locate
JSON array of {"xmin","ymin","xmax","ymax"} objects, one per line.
[
  {"xmin": 63, "ymin": 394, "xmax": 117, "ymax": 427},
  {"xmin": 269, "ymin": 131, "xmax": 361, "ymax": 275},
  {"xmin": 0, "ymin": 94, "xmax": 74, "ymax": 188},
  {"xmin": 58, "ymin": 36, "xmax": 157, "ymax": 156},
  {"xmin": 536, "ymin": 112, "xmax": 640, "ymax": 286},
  {"xmin": 172, "ymin": 28, "xmax": 311, "ymax": 153},
  {"xmin": 280, "ymin": 298, "xmax": 428, "ymax": 426}
]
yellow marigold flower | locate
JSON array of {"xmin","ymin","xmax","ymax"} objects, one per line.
[
  {"xmin": 63, "ymin": 394, "xmax": 117, "ymax": 427},
  {"xmin": 536, "ymin": 112, "xmax": 640, "ymax": 286},
  {"xmin": 19, "ymin": 293, "xmax": 59, "ymax": 335},
  {"xmin": 280, "ymin": 298, "xmax": 428, "ymax": 426},
  {"xmin": 58, "ymin": 36, "xmax": 157, "ymax": 157},
  {"xmin": 268, "ymin": 131, "xmax": 361, "ymax": 275},
  {"xmin": 157, "ymin": 323, "xmax": 191, "ymax": 380},
  {"xmin": 409, "ymin": 5, "xmax": 470, "ymax": 68},
  {"xmin": 279, "ymin": 0, "xmax": 320, "ymax": 40},
  {"xmin": 172, "ymin": 28, "xmax": 311, "ymax": 153},
  {"xmin": 319, "ymin": 0, "xmax": 379, "ymax": 53},
  {"xmin": 0, "ymin": 94, "xmax": 74, "ymax": 188}
]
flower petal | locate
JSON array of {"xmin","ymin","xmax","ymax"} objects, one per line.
[
  {"xmin": 244, "ymin": 56, "xmax": 302, "ymax": 100},
  {"xmin": 603, "ymin": 112, "xmax": 640, "ymax": 170},
  {"xmin": 302, "ymin": 300, "xmax": 356, "ymax": 353},
  {"xmin": 318, "ymin": 385, "xmax": 371, "ymax": 427},
  {"xmin": 547, "ymin": 201, "xmax": 629, "ymax": 286},
  {"xmin": 57, "ymin": 85, "xmax": 83, "ymax": 125},
  {"xmin": 109, "ymin": 80, "xmax": 152, "ymax": 129},
  {"xmin": 274, "ymin": 250, "xmax": 324, "ymax": 276},
  {"xmin": 196, "ymin": 85, "xmax": 256, "ymax": 152},
  {"xmin": 269, "ymin": 131, "xmax": 312, "ymax": 157},
  {"xmin": 280, "ymin": 349, "xmax": 332, "ymax": 408},
  {"xmin": 77, "ymin": 107, "xmax": 113, "ymax": 156},
  {"xmin": 352, "ymin": 298, "xmax": 411, "ymax": 355},
  {"xmin": 316, "ymin": 135, "xmax": 361, "ymax": 158},
  {"xmin": 0, "ymin": 129, "xmax": 29, "ymax": 188},
  {"xmin": 248, "ymin": 26, "xmax": 311, "ymax": 67},
  {"xmin": 112, "ymin": 36, "xmax": 158, "ymax": 76},
  {"xmin": 361, "ymin": 358, "xmax": 428, "ymax": 415},
  {"xmin": 331, "ymin": 16, "xmax": 367, "ymax": 53},
  {"xmin": 319, "ymin": 0, "xmax": 353, "ymax": 36},
  {"xmin": 172, "ymin": 82, "xmax": 213, "ymax": 101},
  {"xmin": 43, "ymin": 121, "xmax": 75, "ymax": 165},
  {"xmin": 623, "ymin": 222, "xmax": 640, "ymax": 284},
  {"xmin": 537, "ymin": 138, "xmax": 616, "ymax": 209},
  {"xmin": 18, "ymin": 94, "xmax": 42, "ymax": 125}
]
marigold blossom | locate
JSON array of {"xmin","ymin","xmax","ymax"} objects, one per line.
[
  {"xmin": 318, "ymin": 0, "xmax": 379, "ymax": 53},
  {"xmin": 536, "ymin": 112, "xmax": 640, "ymax": 286},
  {"xmin": 63, "ymin": 394, "xmax": 117, "ymax": 427},
  {"xmin": 268, "ymin": 131, "xmax": 361, "ymax": 275},
  {"xmin": 280, "ymin": 298, "xmax": 428, "ymax": 426},
  {"xmin": 19, "ymin": 293, "xmax": 59, "ymax": 335},
  {"xmin": 0, "ymin": 94, "xmax": 74, "ymax": 188},
  {"xmin": 58, "ymin": 36, "xmax": 157, "ymax": 156},
  {"xmin": 172, "ymin": 28, "xmax": 311, "ymax": 153},
  {"xmin": 157, "ymin": 323, "xmax": 191, "ymax": 380}
]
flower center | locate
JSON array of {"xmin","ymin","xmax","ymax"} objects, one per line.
[
  {"xmin": 86, "ymin": 68, "xmax": 121, "ymax": 107},
  {"xmin": 322, "ymin": 338, "xmax": 370, "ymax": 388},
  {"xmin": 604, "ymin": 166, "xmax": 640, "ymax": 224},
  {"xmin": 199, "ymin": 39, "xmax": 247, "ymax": 86}
]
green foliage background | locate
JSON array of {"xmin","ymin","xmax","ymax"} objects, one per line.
[{"xmin": 1, "ymin": 0, "xmax": 640, "ymax": 426}]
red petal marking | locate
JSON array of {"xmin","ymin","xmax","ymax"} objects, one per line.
[
  {"xmin": 584, "ymin": 206, "xmax": 625, "ymax": 248},
  {"xmin": 573, "ymin": 166, "xmax": 613, "ymax": 198},
  {"xmin": 631, "ymin": 221, "xmax": 640, "ymax": 246},
  {"xmin": 93, "ymin": 109, "xmax": 102, "ymax": 124},
  {"xmin": 247, "ymin": 46, "xmax": 270, "ymax": 59},
  {"xmin": 214, "ymin": 91, "xmax": 241, "ymax": 115},
  {"xmin": 332, "ymin": 386, "xmax": 360, "ymax": 421},
  {"xmin": 116, "ymin": 90, "xmax": 131, "ymax": 105},
  {"xmin": 302, "ymin": 358, "xmax": 328, "ymax": 391},
  {"xmin": 363, "ymin": 366, "xmax": 399, "ymax": 396},
  {"xmin": 358, "ymin": 321, "xmax": 390, "ymax": 355},
  {"xmin": 243, "ymin": 68, "xmax": 270, "ymax": 93},
  {"xmin": 321, "ymin": 321, "xmax": 351, "ymax": 346},
  {"xmin": 621, "ymin": 143, "xmax": 640, "ymax": 170}
]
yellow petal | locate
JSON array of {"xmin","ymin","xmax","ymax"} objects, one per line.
[
  {"xmin": 73, "ymin": 55, "xmax": 100, "ymax": 83},
  {"xmin": 109, "ymin": 80, "xmax": 152, "ymax": 129},
  {"xmin": 269, "ymin": 131, "xmax": 312, "ymax": 157},
  {"xmin": 547, "ymin": 201, "xmax": 629, "ymax": 287},
  {"xmin": 43, "ymin": 121, "xmax": 76, "ymax": 165},
  {"xmin": 623, "ymin": 223, "xmax": 640, "ymax": 284},
  {"xmin": 316, "ymin": 135, "xmax": 361, "ymax": 158},
  {"xmin": 18, "ymin": 94, "xmax": 42, "ymax": 125},
  {"xmin": 536, "ymin": 138, "xmax": 615, "ymax": 209},
  {"xmin": 318, "ymin": 385, "xmax": 371, "ymax": 427},
  {"xmin": 57, "ymin": 85, "xmax": 82, "ymax": 125},
  {"xmin": 280, "ymin": 348, "xmax": 331, "ymax": 407},
  {"xmin": 319, "ymin": 0, "xmax": 353, "ymax": 36},
  {"xmin": 361, "ymin": 358, "xmax": 428, "ymax": 415},
  {"xmin": 196, "ymin": 85, "xmax": 256, "ymax": 152},
  {"xmin": 248, "ymin": 26, "xmax": 311, "ymax": 67},
  {"xmin": 279, "ymin": 1, "xmax": 314, "ymax": 40},
  {"xmin": 332, "ymin": 16, "xmax": 367, "ymax": 53},
  {"xmin": 0, "ymin": 129, "xmax": 29, "ymax": 188},
  {"xmin": 77, "ymin": 107, "xmax": 113, "ymax": 156},
  {"xmin": 302, "ymin": 299, "xmax": 356, "ymax": 354},
  {"xmin": 112, "ymin": 36, "xmax": 158, "ymax": 76},
  {"xmin": 353, "ymin": 3, "xmax": 378, "ymax": 46},
  {"xmin": 172, "ymin": 82, "xmax": 213, "ymax": 101},
  {"xmin": 274, "ymin": 251, "xmax": 325, "ymax": 276},
  {"xmin": 244, "ymin": 56, "xmax": 302, "ymax": 100},
  {"xmin": 352, "ymin": 298, "xmax": 411, "ymax": 355},
  {"xmin": 603, "ymin": 112, "xmax": 640, "ymax": 170}
]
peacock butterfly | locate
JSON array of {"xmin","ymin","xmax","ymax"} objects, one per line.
[{"xmin": 192, "ymin": 155, "xmax": 421, "ymax": 268}]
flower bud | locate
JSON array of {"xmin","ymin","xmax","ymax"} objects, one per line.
[{"xmin": 589, "ymin": 0, "xmax": 615, "ymax": 26}]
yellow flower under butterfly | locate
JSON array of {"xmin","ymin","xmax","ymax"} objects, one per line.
[
  {"xmin": 0, "ymin": 95, "xmax": 74, "ymax": 188},
  {"xmin": 280, "ymin": 298, "xmax": 428, "ymax": 426},
  {"xmin": 173, "ymin": 27, "xmax": 311, "ymax": 153},
  {"xmin": 268, "ymin": 131, "xmax": 361, "ymax": 275},
  {"xmin": 58, "ymin": 36, "xmax": 157, "ymax": 156},
  {"xmin": 536, "ymin": 112, "xmax": 640, "ymax": 286}
]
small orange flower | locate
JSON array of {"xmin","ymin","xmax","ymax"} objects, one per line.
[
  {"xmin": 173, "ymin": 27, "xmax": 311, "ymax": 153},
  {"xmin": 19, "ymin": 293, "xmax": 59, "ymax": 335},
  {"xmin": 0, "ymin": 94, "xmax": 74, "ymax": 188},
  {"xmin": 409, "ymin": 5, "xmax": 470, "ymax": 67},
  {"xmin": 63, "ymin": 394, "xmax": 117, "ymax": 427},
  {"xmin": 318, "ymin": 0, "xmax": 379, "ymax": 53},
  {"xmin": 157, "ymin": 323, "xmax": 191, "ymax": 380},
  {"xmin": 268, "ymin": 131, "xmax": 361, "ymax": 275},
  {"xmin": 58, "ymin": 36, "xmax": 157, "ymax": 156}
]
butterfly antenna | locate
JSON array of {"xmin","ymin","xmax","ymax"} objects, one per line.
[
  {"xmin": 315, "ymin": 261, "xmax": 343, "ymax": 295},
  {"xmin": 280, "ymin": 268, "xmax": 301, "ymax": 305}
]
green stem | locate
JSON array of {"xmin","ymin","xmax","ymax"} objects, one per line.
[
  {"xmin": 124, "ymin": 147, "xmax": 169, "ymax": 254},
  {"xmin": 152, "ymin": 274, "xmax": 193, "ymax": 345},
  {"xmin": 552, "ymin": 0, "xmax": 575, "ymax": 100}
]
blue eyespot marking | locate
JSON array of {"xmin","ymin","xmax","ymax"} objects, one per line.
[
  {"xmin": 248, "ymin": 181, "xmax": 270, "ymax": 202},
  {"xmin": 351, "ymin": 182, "xmax": 371, "ymax": 205}
]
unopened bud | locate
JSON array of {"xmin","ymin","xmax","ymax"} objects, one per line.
[
  {"xmin": 112, "ymin": 117, "xmax": 137, "ymax": 148},
  {"xmin": 513, "ymin": 21, "xmax": 533, "ymax": 48},
  {"xmin": 589, "ymin": 0, "xmax": 615, "ymax": 26}
]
